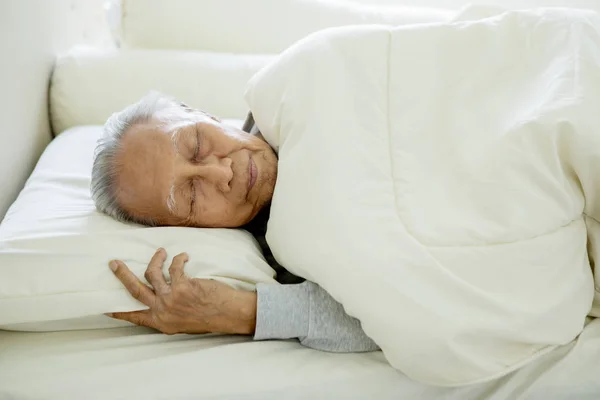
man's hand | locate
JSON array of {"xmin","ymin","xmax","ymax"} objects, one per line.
[{"xmin": 107, "ymin": 248, "xmax": 257, "ymax": 335}]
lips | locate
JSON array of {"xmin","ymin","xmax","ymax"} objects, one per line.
[{"xmin": 248, "ymin": 156, "xmax": 258, "ymax": 192}]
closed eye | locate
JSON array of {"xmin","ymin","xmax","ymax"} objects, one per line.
[
  {"xmin": 192, "ymin": 129, "xmax": 201, "ymax": 162},
  {"xmin": 189, "ymin": 180, "xmax": 196, "ymax": 215}
]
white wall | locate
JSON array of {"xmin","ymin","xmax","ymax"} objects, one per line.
[{"xmin": 0, "ymin": 0, "xmax": 112, "ymax": 220}]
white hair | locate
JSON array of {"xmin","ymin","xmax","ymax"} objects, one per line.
[{"xmin": 90, "ymin": 91, "xmax": 183, "ymax": 226}]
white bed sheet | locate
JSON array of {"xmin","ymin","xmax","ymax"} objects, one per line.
[{"xmin": 1, "ymin": 320, "xmax": 600, "ymax": 399}]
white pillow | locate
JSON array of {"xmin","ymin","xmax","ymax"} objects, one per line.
[
  {"xmin": 0, "ymin": 124, "xmax": 276, "ymax": 331},
  {"xmin": 119, "ymin": 0, "xmax": 453, "ymax": 53},
  {"xmin": 50, "ymin": 48, "xmax": 273, "ymax": 134}
]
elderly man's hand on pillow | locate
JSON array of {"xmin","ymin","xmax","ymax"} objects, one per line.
[
  {"xmin": 107, "ymin": 248, "xmax": 256, "ymax": 335},
  {"xmin": 92, "ymin": 92, "xmax": 379, "ymax": 352}
]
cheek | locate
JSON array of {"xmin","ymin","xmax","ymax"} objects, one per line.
[
  {"xmin": 199, "ymin": 199, "xmax": 253, "ymax": 227},
  {"xmin": 258, "ymin": 153, "xmax": 277, "ymax": 182},
  {"xmin": 202, "ymin": 191, "xmax": 246, "ymax": 216}
]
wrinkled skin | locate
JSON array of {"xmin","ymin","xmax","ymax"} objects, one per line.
[
  {"xmin": 114, "ymin": 109, "xmax": 277, "ymax": 228},
  {"xmin": 106, "ymin": 103, "xmax": 276, "ymax": 335},
  {"xmin": 108, "ymin": 248, "xmax": 257, "ymax": 335}
]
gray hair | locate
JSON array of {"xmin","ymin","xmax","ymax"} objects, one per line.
[{"xmin": 90, "ymin": 91, "xmax": 183, "ymax": 226}]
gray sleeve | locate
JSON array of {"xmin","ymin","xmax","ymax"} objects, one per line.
[{"xmin": 253, "ymin": 281, "xmax": 380, "ymax": 353}]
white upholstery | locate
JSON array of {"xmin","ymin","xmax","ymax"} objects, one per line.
[
  {"xmin": 50, "ymin": 47, "xmax": 273, "ymax": 133},
  {"xmin": 49, "ymin": 1, "xmax": 455, "ymax": 134},
  {"xmin": 4, "ymin": 319, "xmax": 600, "ymax": 399},
  {"xmin": 3, "ymin": 0, "xmax": 600, "ymax": 397},
  {"xmin": 119, "ymin": 0, "xmax": 453, "ymax": 53}
]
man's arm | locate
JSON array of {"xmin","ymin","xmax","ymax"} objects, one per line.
[
  {"xmin": 106, "ymin": 250, "xmax": 379, "ymax": 352},
  {"xmin": 254, "ymin": 281, "xmax": 380, "ymax": 352}
]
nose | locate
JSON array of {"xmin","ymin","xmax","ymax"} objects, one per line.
[{"xmin": 183, "ymin": 156, "xmax": 233, "ymax": 192}]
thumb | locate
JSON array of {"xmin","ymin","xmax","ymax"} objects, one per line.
[{"xmin": 107, "ymin": 310, "xmax": 155, "ymax": 329}]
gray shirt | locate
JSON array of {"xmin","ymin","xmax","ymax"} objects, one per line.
[{"xmin": 242, "ymin": 113, "xmax": 379, "ymax": 353}]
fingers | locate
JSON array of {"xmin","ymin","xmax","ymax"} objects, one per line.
[
  {"xmin": 144, "ymin": 248, "xmax": 168, "ymax": 294},
  {"xmin": 169, "ymin": 252, "xmax": 189, "ymax": 283},
  {"xmin": 109, "ymin": 260, "xmax": 155, "ymax": 306},
  {"xmin": 107, "ymin": 310, "xmax": 155, "ymax": 329}
]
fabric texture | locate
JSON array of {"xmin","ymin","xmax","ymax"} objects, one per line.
[
  {"xmin": 255, "ymin": 281, "xmax": 379, "ymax": 352},
  {"xmin": 119, "ymin": 0, "xmax": 453, "ymax": 53},
  {"xmin": 50, "ymin": 48, "xmax": 273, "ymax": 134},
  {"xmin": 0, "ymin": 124, "xmax": 276, "ymax": 330},
  {"xmin": 242, "ymin": 112, "xmax": 379, "ymax": 352},
  {"xmin": 4, "ymin": 319, "xmax": 600, "ymax": 399},
  {"xmin": 245, "ymin": 6, "xmax": 600, "ymax": 386},
  {"xmin": 255, "ymin": 282, "xmax": 310, "ymax": 340}
]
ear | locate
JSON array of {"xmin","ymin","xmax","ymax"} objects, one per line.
[{"xmin": 180, "ymin": 102, "xmax": 222, "ymax": 122}]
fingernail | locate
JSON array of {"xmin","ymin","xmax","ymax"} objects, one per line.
[
  {"xmin": 105, "ymin": 313, "xmax": 114, "ymax": 318},
  {"xmin": 109, "ymin": 261, "xmax": 118, "ymax": 272},
  {"xmin": 156, "ymin": 248, "xmax": 165, "ymax": 255}
]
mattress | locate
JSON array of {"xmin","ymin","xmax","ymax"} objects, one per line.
[{"xmin": 1, "ymin": 320, "xmax": 600, "ymax": 399}]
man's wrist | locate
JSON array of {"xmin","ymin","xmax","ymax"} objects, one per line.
[{"xmin": 228, "ymin": 290, "xmax": 257, "ymax": 335}]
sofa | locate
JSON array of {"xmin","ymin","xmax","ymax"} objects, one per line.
[{"xmin": 2, "ymin": 1, "xmax": 600, "ymax": 398}]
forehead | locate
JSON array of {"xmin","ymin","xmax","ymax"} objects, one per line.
[
  {"xmin": 113, "ymin": 109, "xmax": 235, "ymax": 225},
  {"xmin": 114, "ymin": 119, "xmax": 181, "ymax": 224}
]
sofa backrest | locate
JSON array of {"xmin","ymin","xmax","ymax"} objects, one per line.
[
  {"xmin": 118, "ymin": 0, "xmax": 452, "ymax": 53},
  {"xmin": 49, "ymin": 0, "xmax": 454, "ymax": 134}
]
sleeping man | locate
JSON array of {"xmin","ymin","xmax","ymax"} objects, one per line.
[
  {"xmin": 93, "ymin": 8, "xmax": 600, "ymax": 385},
  {"xmin": 91, "ymin": 92, "xmax": 379, "ymax": 352}
]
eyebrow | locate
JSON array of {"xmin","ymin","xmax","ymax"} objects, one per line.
[
  {"xmin": 170, "ymin": 127, "xmax": 182, "ymax": 154},
  {"xmin": 166, "ymin": 184, "xmax": 177, "ymax": 214}
]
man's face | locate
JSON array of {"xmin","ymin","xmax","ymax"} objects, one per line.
[{"xmin": 114, "ymin": 108, "xmax": 277, "ymax": 228}]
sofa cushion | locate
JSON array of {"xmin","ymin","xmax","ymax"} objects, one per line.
[{"xmin": 50, "ymin": 48, "xmax": 273, "ymax": 134}]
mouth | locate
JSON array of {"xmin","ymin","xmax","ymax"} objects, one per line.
[{"xmin": 248, "ymin": 155, "xmax": 258, "ymax": 193}]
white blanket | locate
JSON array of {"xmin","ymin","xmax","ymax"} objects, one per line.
[{"xmin": 245, "ymin": 7, "xmax": 600, "ymax": 386}]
